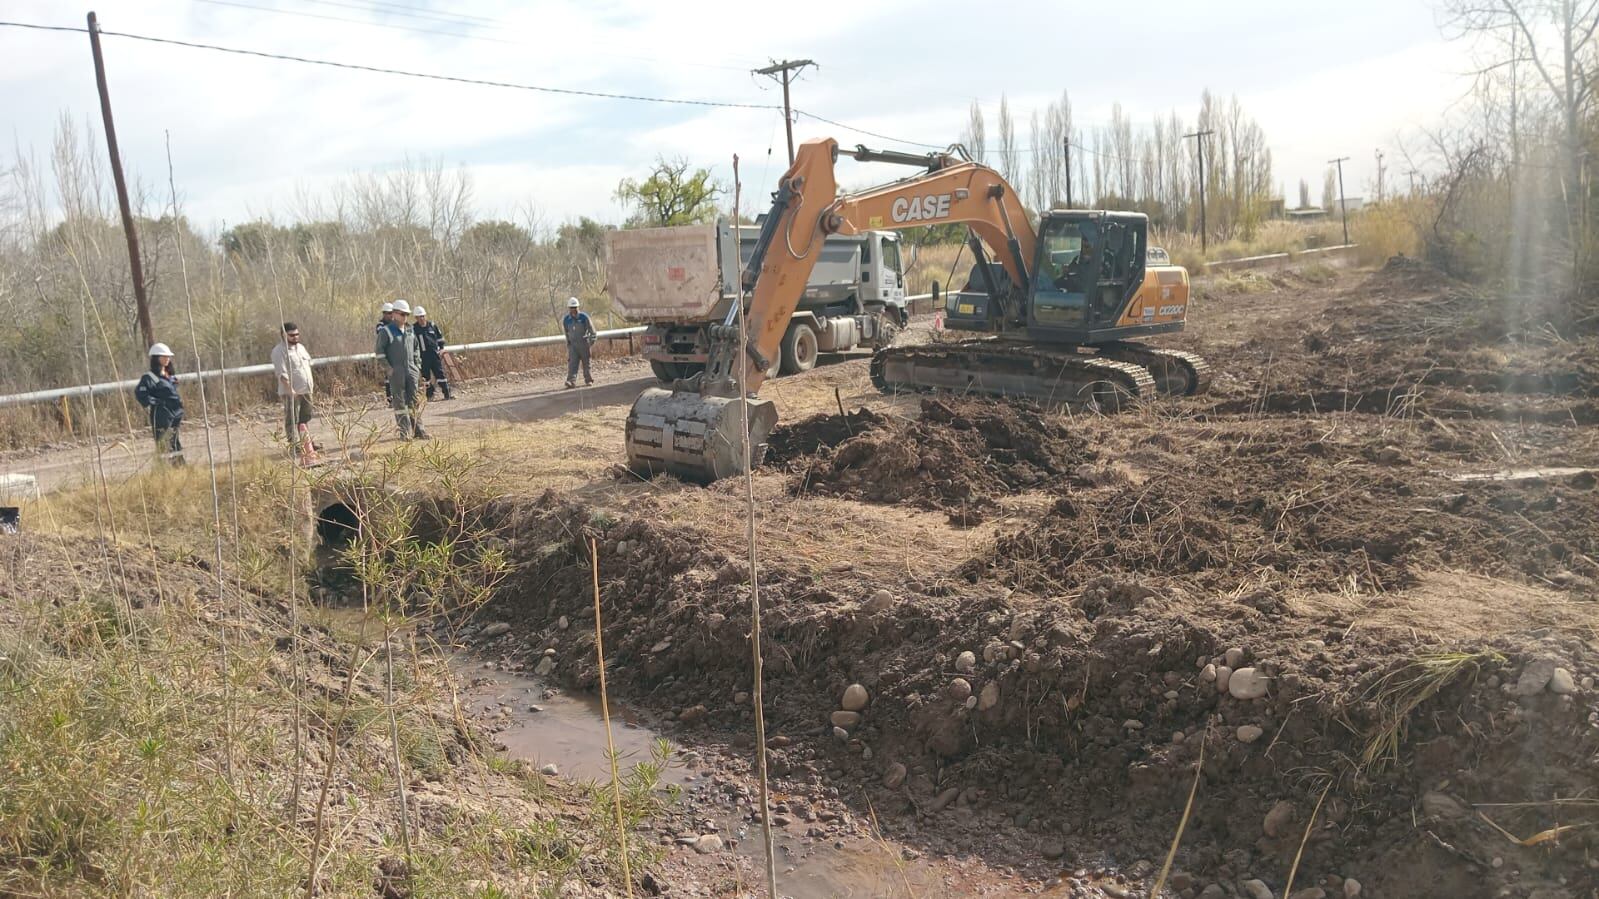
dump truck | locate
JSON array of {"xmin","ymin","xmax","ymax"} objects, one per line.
[{"xmin": 604, "ymin": 220, "xmax": 907, "ymax": 383}]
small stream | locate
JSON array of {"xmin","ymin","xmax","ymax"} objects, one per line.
[
  {"xmin": 459, "ymin": 666, "xmax": 1037, "ymax": 898},
  {"xmin": 316, "ymin": 607, "xmax": 1084, "ymax": 897}
]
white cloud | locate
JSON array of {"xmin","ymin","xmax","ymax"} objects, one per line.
[{"xmin": 0, "ymin": 0, "xmax": 1482, "ymax": 228}]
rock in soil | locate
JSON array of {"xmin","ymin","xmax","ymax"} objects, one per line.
[
  {"xmin": 882, "ymin": 762, "xmax": 907, "ymax": 789},
  {"xmin": 1515, "ymin": 659, "xmax": 1558, "ymax": 695},
  {"xmin": 692, "ymin": 833, "xmax": 724, "ymax": 854},
  {"xmin": 841, "ymin": 683, "xmax": 870, "ymax": 711},
  {"xmin": 946, "ymin": 677, "xmax": 972, "ymax": 702},
  {"xmin": 1342, "ymin": 878, "xmax": 1362, "ymax": 897},
  {"xmin": 830, "ymin": 710, "xmax": 862, "ymax": 729},
  {"xmin": 1263, "ymin": 800, "xmax": 1296, "ymax": 837},
  {"xmin": 1229, "ymin": 666, "xmax": 1269, "ymax": 700},
  {"xmin": 955, "ymin": 650, "xmax": 977, "ymax": 673},
  {"xmin": 1237, "ymin": 724, "xmax": 1265, "ymax": 744},
  {"xmin": 479, "ymin": 621, "xmax": 511, "ymax": 639},
  {"xmin": 1242, "ymin": 879, "xmax": 1275, "ymax": 899},
  {"xmin": 1549, "ymin": 666, "xmax": 1577, "ymax": 694}
]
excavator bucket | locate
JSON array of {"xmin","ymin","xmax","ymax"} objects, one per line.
[{"xmin": 625, "ymin": 387, "xmax": 778, "ymax": 483}]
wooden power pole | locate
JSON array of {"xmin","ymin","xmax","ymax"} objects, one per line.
[
  {"xmin": 754, "ymin": 59, "xmax": 816, "ymax": 165},
  {"xmin": 1062, "ymin": 135, "xmax": 1073, "ymax": 208},
  {"xmin": 1184, "ymin": 129, "xmax": 1214, "ymax": 255},
  {"xmin": 1329, "ymin": 156, "xmax": 1351, "ymax": 246},
  {"xmin": 87, "ymin": 11, "xmax": 154, "ymax": 350}
]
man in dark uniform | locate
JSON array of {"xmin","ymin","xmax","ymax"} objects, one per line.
[{"xmin": 414, "ymin": 305, "xmax": 452, "ymax": 400}]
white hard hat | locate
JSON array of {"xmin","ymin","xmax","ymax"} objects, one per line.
[
  {"xmin": 381, "ymin": 302, "xmax": 394, "ymax": 313},
  {"xmin": 148, "ymin": 342, "xmax": 173, "ymax": 357},
  {"xmin": 413, "ymin": 305, "xmax": 427, "ymax": 317},
  {"xmin": 567, "ymin": 297, "xmax": 581, "ymax": 308},
  {"xmin": 391, "ymin": 299, "xmax": 411, "ymax": 314}
]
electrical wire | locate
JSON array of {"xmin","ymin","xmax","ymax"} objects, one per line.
[{"xmin": 0, "ymin": 19, "xmax": 778, "ymax": 109}]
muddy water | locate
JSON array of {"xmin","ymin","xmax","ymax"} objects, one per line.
[{"xmin": 461, "ymin": 665, "xmax": 1038, "ymax": 898}]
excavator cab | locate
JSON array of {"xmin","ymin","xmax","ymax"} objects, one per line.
[
  {"xmin": 1028, "ymin": 211, "xmax": 1150, "ymax": 341},
  {"xmin": 943, "ymin": 210, "xmax": 1153, "ymax": 344}
]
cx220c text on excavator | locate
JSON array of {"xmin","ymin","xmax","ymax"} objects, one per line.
[{"xmin": 623, "ymin": 137, "xmax": 1210, "ymax": 483}]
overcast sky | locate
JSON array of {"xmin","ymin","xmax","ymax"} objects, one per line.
[{"xmin": 1, "ymin": 0, "xmax": 1478, "ymax": 232}]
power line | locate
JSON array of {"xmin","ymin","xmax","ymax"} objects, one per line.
[
  {"xmin": 195, "ymin": 0, "xmax": 758, "ymax": 71},
  {"xmin": 0, "ymin": 19, "xmax": 777, "ymax": 109},
  {"xmin": 196, "ymin": 0, "xmax": 513, "ymax": 43},
  {"xmin": 792, "ymin": 109, "xmax": 947, "ymax": 150},
  {"xmin": 292, "ymin": 0, "xmax": 501, "ymax": 28}
]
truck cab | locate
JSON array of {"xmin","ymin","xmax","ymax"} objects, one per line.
[{"xmin": 610, "ymin": 221, "xmax": 908, "ymax": 382}]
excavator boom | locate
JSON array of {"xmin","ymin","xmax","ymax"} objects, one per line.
[{"xmin": 624, "ymin": 137, "xmax": 1204, "ymax": 482}]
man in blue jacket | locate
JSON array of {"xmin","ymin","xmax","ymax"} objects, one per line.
[
  {"xmin": 375, "ymin": 299, "xmax": 428, "ymax": 440},
  {"xmin": 563, "ymin": 296, "xmax": 596, "ymax": 389}
]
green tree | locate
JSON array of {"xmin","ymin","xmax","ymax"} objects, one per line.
[
  {"xmin": 614, "ymin": 157, "xmax": 722, "ymax": 228},
  {"xmin": 460, "ymin": 220, "xmax": 533, "ymax": 255}
]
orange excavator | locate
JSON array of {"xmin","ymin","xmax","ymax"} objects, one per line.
[{"xmin": 624, "ymin": 137, "xmax": 1208, "ymax": 482}]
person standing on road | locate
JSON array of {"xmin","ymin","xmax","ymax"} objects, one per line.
[
  {"xmin": 414, "ymin": 305, "xmax": 452, "ymax": 401},
  {"xmin": 562, "ymin": 296, "xmax": 596, "ymax": 389},
  {"xmin": 377, "ymin": 301, "xmax": 395, "ymax": 402},
  {"xmin": 375, "ymin": 299, "xmax": 429, "ymax": 440},
  {"xmin": 271, "ymin": 321, "xmax": 317, "ymax": 463},
  {"xmin": 134, "ymin": 343, "xmax": 185, "ymax": 465}
]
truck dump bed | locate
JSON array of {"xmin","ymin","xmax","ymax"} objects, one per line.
[
  {"xmin": 603, "ymin": 224, "xmax": 732, "ymax": 322},
  {"xmin": 605, "ymin": 221, "xmax": 872, "ymax": 324}
]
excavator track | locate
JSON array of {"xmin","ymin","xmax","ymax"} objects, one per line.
[
  {"xmin": 870, "ymin": 340, "xmax": 1156, "ymax": 410},
  {"xmin": 1096, "ymin": 342, "xmax": 1211, "ymax": 397}
]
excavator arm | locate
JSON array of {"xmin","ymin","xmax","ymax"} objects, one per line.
[{"xmin": 625, "ymin": 136, "xmax": 1037, "ymax": 482}]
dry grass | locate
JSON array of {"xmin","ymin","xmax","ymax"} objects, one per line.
[{"xmin": 1358, "ymin": 649, "xmax": 1505, "ymax": 772}]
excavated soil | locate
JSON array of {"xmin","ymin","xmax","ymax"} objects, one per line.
[
  {"xmin": 459, "ymin": 261, "xmax": 1599, "ymax": 898},
  {"xmin": 1203, "ymin": 256, "xmax": 1599, "ymax": 423},
  {"xmin": 771, "ymin": 397, "xmax": 1093, "ymax": 524}
]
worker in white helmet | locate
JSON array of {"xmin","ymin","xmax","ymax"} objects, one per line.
[
  {"xmin": 375, "ymin": 299, "xmax": 428, "ymax": 440},
  {"xmin": 562, "ymin": 296, "xmax": 596, "ymax": 388},
  {"xmin": 414, "ymin": 305, "xmax": 452, "ymax": 401},
  {"xmin": 134, "ymin": 342, "xmax": 185, "ymax": 464},
  {"xmin": 377, "ymin": 301, "xmax": 396, "ymax": 402}
]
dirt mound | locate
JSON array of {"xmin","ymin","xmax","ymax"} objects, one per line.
[
  {"xmin": 964, "ymin": 422, "xmax": 1599, "ymax": 595},
  {"xmin": 1206, "ymin": 260, "xmax": 1599, "ymax": 422},
  {"xmin": 782, "ymin": 398, "xmax": 1092, "ymax": 523},
  {"xmin": 477, "ymin": 487, "xmax": 1599, "ymax": 899},
  {"xmin": 763, "ymin": 407, "xmax": 889, "ymax": 465}
]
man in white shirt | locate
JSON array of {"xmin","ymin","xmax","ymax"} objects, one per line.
[{"xmin": 270, "ymin": 321, "xmax": 317, "ymax": 462}]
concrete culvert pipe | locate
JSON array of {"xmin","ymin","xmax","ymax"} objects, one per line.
[{"xmin": 315, "ymin": 501, "xmax": 360, "ymax": 550}]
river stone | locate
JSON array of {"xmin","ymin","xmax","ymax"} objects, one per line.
[
  {"xmin": 479, "ymin": 622, "xmax": 511, "ymax": 639},
  {"xmin": 533, "ymin": 656, "xmax": 555, "ymax": 676},
  {"xmin": 1549, "ymin": 667, "xmax": 1577, "ymax": 694},
  {"xmin": 955, "ymin": 651, "xmax": 977, "ymax": 673},
  {"xmin": 1229, "ymin": 667, "xmax": 1269, "ymax": 700},
  {"xmin": 842, "ymin": 683, "xmax": 870, "ymax": 711},
  {"xmin": 1242, "ymin": 879, "xmax": 1274, "ymax": 899},
  {"xmin": 864, "ymin": 589, "xmax": 895, "ymax": 613},
  {"xmin": 539, "ymin": 763, "xmax": 559, "ymax": 776},
  {"xmin": 1224, "ymin": 647, "xmax": 1246, "ymax": 668},
  {"xmin": 1263, "ymin": 800, "xmax": 1295, "ymax": 837},
  {"xmin": 693, "ymin": 834, "xmax": 724, "ymax": 854},
  {"xmin": 946, "ymin": 678, "xmax": 973, "ymax": 702},
  {"xmin": 1342, "ymin": 878, "xmax": 1362, "ymax": 897},
  {"xmin": 977, "ymin": 681, "xmax": 1001, "ymax": 712},
  {"xmin": 929, "ymin": 787, "xmax": 960, "ymax": 812},
  {"xmin": 883, "ymin": 762, "xmax": 908, "ymax": 788},
  {"xmin": 1515, "ymin": 659, "xmax": 1557, "ymax": 696},
  {"xmin": 1237, "ymin": 724, "xmax": 1265, "ymax": 744},
  {"xmin": 1215, "ymin": 666, "xmax": 1234, "ymax": 694},
  {"xmin": 1201, "ymin": 663, "xmax": 1218, "ymax": 682},
  {"xmin": 830, "ymin": 710, "xmax": 862, "ymax": 729},
  {"xmin": 556, "ymin": 615, "xmax": 569, "ymax": 631}
]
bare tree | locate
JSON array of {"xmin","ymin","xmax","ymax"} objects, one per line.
[
  {"xmin": 962, "ymin": 101, "xmax": 987, "ymax": 165},
  {"xmin": 997, "ymin": 95, "xmax": 1020, "ymax": 187}
]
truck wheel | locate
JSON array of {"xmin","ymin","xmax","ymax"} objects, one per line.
[
  {"xmin": 649, "ymin": 360, "xmax": 679, "ymax": 383},
  {"xmin": 779, "ymin": 322, "xmax": 819, "ymax": 374}
]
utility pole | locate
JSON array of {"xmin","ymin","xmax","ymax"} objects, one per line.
[
  {"xmin": 753, "ymin": 59, "xmax": 816, "ymax": 165},
  {"xmin": 87, "ymin": 11, "xmax": 154, "ymax": 351},
  {"xmin": 1062, "ymin": 135, "xmax": 1073, "ymax": 208},
  {"xmin": 1329, "ymin": 156, "xmax": 1350, "ymax": 246},
  {"xmin": 1374, "ymin": 148, "xmax": 1386, "ymax": 204},
  {"xmin": 1184, "ymin": 129, "xmax": 1214, "ymax": 255}
]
